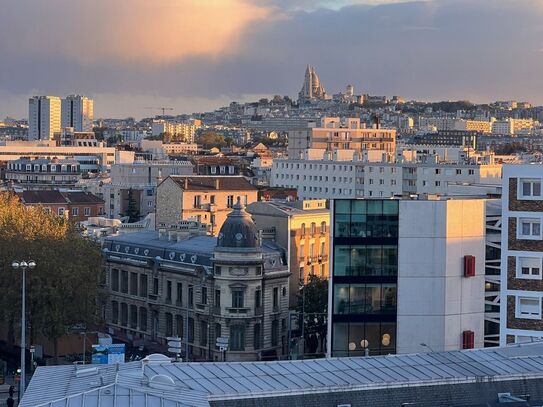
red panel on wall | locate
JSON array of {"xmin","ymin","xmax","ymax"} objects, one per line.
[
  {"xmin": 463, "ymin": 330, "xmax": 475, "ymax": 349},
  {"xmin": 464, "ymin": 255, "xmax": 475, "ymax": 277}
]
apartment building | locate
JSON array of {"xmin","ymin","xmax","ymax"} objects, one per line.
[
  {"xmin": 287, "ymin": 117, "xmax": 396, "ymax": 158},
  {"xmin": 6, "ymin": 157, "xmax": 82, "ymax": 189},
  {"xmin": 271, "ymin": 150, "xmax": 502, "ymax": 200},
  {"xmin": 247, "ymin": 199, "xmax": 330, "ymax": 305},
  {"xmin": 328, "ymin": 198, "xmax": 486, "ymax": 357},
  {"xmin": 17, "ymin": 190, "xmax": 105, "ymax": 221},
  {"xmin": 28, "ymin": 96, "xmax": 61, "ymax": 140},
  {"xmin": 156, "ymin": 175, "xmax": 258, "ymax": 235},
  {"xmin": 151, "ymin": 119, "xmax": 201, "ymax": 143},
  {"xmin": 500, "ymin": 164, "xmax": 543, "ymax": 345},
  {"xmin": 102, "ymin": 160, "xmax": 193, "ymax": 220},
  {"xmin": 102, "ymin": 204, "xmax": 290, "ymax": 362},
  {"xmin": 61, "ymin": 95, "xmax": 94, "ymax": 132}
]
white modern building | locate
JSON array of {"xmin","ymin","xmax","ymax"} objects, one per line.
[
  {"xmin": 272, "ymin": 149, "xmax": 502, "ymax": 200},
  {"xmin": 28, "ymin": 96, "xmax": 61, "ymax": 140},
  {"xmin": 329, "ymin": 197, "xmax": 486, "ymax": 357},
  {"xmin": 61, "ymin": 95, "xmax": 94, "ymax": 132}
]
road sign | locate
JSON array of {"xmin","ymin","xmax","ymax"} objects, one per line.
[
  {"xmin": 166, "ymin": 336, "xmax": 181, "ymax": 341},
  {"xmin": 168, "ymin": 347, "xmax": 182, "ymax": 354},
  {"xmin": 216, "ymin": 337, "xmax": 229, "ymax": 345},
  {"xmin": 168, "ymin": 340, "xmax": 181, "ymax": 347}
]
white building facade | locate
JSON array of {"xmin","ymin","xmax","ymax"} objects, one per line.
[{"xmin": 28, "ymin": 96, "xmax": 61, "ymax": 140}]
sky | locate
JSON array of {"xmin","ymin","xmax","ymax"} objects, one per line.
[{"xmin": 1, "ymin": 0, "xmax": 543, "ymax": 119}]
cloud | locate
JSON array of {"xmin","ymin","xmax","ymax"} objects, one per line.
[
  {"xmin": 1, "ymin": 0, "xmax": 543, "ymax": 118},
  {"xmin": 0, "ymin": 0, "xmax": 270, "ymax": 65}
]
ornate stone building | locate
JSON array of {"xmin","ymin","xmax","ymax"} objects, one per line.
[
  {"xmin": 298, "ymin": 65, "xmax": 327, "ymax": 104},
  {"xmin": 103, "ymin": 199, "xmax": 290, "ymax": 361}
]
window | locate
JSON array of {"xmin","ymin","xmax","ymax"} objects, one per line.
[
  {"xmin": 58, "ymin": 207, "xmax": 65, "ymax": 216},
  {"xmin": 121, "ymin": 303, "xmax": 128, "ymax": 326},
  {"xmin": 232, "ymin": 290, "xmax": 244, "ymax": 308},
  {"xmin": 166, "ymin": 280, "xmax": 172, "ymax": 303},
  {"xmin": 300, "ymin": 223, "xmax": 306, "ymax": 236},
  {"xmin": 230, "ymin": 325, "xmax": 245, "ymax": 351},
  {"xmin": 516, "ymin": 297, "xmax": 541, "ymax": 319},
  {"xmin": 121, "ymin": 271, "xmax": 128, "ymax": 293},
  {"xmin": 176, "ymin": 315, "xmax": 183, "ymax": 338},
  {"xmin": 520, "ymin": 178, "xmax": 542, "ymax": 199},
  {"xmin": 130, "ymin": 305, "xmax": 138, "ymax": 329},
  {"xmin": 255, "ymin": 289, "xmax": 261, "ymax": 310},
  {"xmin": 193, "ymin": 195, "xmax": 201, "ymax": 208},
  {"xmin": 518, "ymin": 257, "xmax": 542, "ymax": 279},
  {"xmin": 227, "ymin": 195, "xmax": 234, "ymax": 208},
  {"xmin": 188, "ymin": 285, "xmax": 194, "ymax": 308},
  {"xmin": 139, "ymin": 307, "xmax": 147, "ymax": 331},
  {"xmin": 210, "ymin": 195, "xmax": 216, "ymax": 204},
  {"xmin": 71, "ymin": 207, "xmax": 79, "ymax": 216},
  {"xmin": 153, "ymin": 278, "xmax": 159, "ymax": 295},
  {"xmin": 201, "ymin": 286, "xmax": 208, "ymax": 305},
  {"xmin": 215, "ymin": 289, "xmax": 221, "ymax": 307},
  {"xmin": 271, "ymin": 320, "xmax": 279, "ymax": 347},
  {"xmin": 111, "ymin": 269, "xmax": 119, "ymax": 292},
  {"xmin": 518, "ymin": 218, "xmax": 542, "ymax": 239},
  {"xmin": 111, "ymin": 301, "xmax": 119, "ymax": 324},
  {"xmin": 273, "ymin": 287, "xmax": 279, "ymax": 309},
  {"xmin": 253, "ymin": 323, "xmax": 261, "ymax": 349},
  {"xmin": 130, "ymin": 272, "xmax": 138, "ymax": 295},
  {"xmin": 310, "ymin": 222, "xmax": 316, "ymax": 236},
  {"xmin": 188, "ymin": 318, "xmax": 194, "ymax": 342},
  {"xmin": 177, "ymin": 283, "xmax": 182, "ymax": 304},
  {"xmin": 200, "ymin": 320, "xmax": 208, "ymax": 346},
  {"xmin": 84, "ymin": 207, "xmax": 91, "ymax": 216},
  {"xmin": 321, "ymin": 221, "xmax": 326, "ymax": 234},
  {"xmin": 139, "ymin": 274, "xmax": 147, "ymax": 297},
  {"xmin": 165, "ymin": 313, "xmax": 173, "ymax": 336},
  {"xmin": 215, "ymin": 323, "xmax": 221, "ymax": 340},
  {"xmin": 456, "ymin": 169, "xmax": 462, "ymax": 175}
]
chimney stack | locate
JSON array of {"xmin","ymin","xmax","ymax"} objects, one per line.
[
  {"xmin": 214, "ymin": 178, "xmax": 220, "ymax": 189},
  {"xmin": 184, "ymin": 177, "xmax": 189, "ymax": 189}
]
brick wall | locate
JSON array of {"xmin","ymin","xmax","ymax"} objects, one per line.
[
  {"xmin": 509, "ymin": 178, "xmax": 543, "ymax": 212},
  {"xmin": 508, "ymin": 217, "xmax": 543, "ymax": 251},
  {"xmin": 211, "ymin": 378, "xmax": 543, "ymax": 407},
  {"xmin": 507, "ymin": 295, "xmax": 543, "ymax": 330},
  {"xmin": 507, "ymin": 256, "xmax": 543, "ymax": 292}
]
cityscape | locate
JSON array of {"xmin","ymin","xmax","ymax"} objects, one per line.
[{"xmin": 1, "ymin": 1, "xmax": 543, "ymax": 406}]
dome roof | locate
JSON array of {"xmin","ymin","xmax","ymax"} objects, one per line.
[{"xmin": 217, "ymin": 198, "xmax": 259, "ymax": 249}]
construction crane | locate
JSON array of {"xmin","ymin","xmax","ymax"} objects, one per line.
[{"xmin": 144, "ymin": 106, "xmax": 174, "ymax": 117}]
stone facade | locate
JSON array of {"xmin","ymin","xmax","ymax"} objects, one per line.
[
  {"xmin": 507, "ymin": 217, "xmax": 543, "ymax": 251},
  {"xmin": 506, "ymin": 295, "xmax": 543, "ymax": 330},
  {"xmin": 509, "ymin": 178, "xmax": 543, "ymax": 212}
]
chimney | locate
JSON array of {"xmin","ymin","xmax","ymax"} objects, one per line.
[
  {"xmin": 184, "ymin": 178, "xmax": 189, "ymax": 189},
  {"xmin": 158, "ymin": 228, "xmax": 167, "ymax": 240},
  {"xmin": 214, "ymin": 178, "xmax": 220, "ymax": 189}
]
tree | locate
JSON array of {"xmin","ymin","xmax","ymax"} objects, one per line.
[
  {"xmin": 121, "ymin": 188, "xmax": 140, "ymax": 222},
  {"xmin": 0, "ymin": 193, "xmax": 103, "ymax": 361},
  {"xmin": 297, "ymin": 274, "xmax": 328, "ymax": 356},
  {"xmin": 196, "ymin": 132, "xmax": 226, "ymax": 149}
]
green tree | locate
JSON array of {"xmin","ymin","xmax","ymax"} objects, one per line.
[
  {"xmin": 120, "ymin": 188, "xmax": 140, "ymax": 222},
  {"xmin": 196, "ymin": 132, "xmax": 226, "ymax": 149},
  {"xmin": 297, "ymin": 274, "xmax": 328, "ymax": 355},
  {"xmin": 0, "ymin": 193, "xmax": 103, "ymax": 361}
]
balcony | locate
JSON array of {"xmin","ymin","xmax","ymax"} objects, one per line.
[
  {"xmin": 254, "ymin": 306, "xmax": 263, "ymax": 316},
  {"xmin": 226, "ymin": 307, "xmax": 249, "ymax": 315}
]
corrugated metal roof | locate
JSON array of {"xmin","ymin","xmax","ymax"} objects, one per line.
[{"xmin": 21, "ymin": 343, "xmax": 543, "ymax": 407}]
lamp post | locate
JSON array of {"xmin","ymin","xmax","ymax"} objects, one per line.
[{"xmin": 12, "ymin": 260, "xmax": 36, "ymax": 400}]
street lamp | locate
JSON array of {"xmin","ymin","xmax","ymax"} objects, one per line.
[{"xmin": 12, "ymin": 260, "xmax": 36, "ymax": 399}]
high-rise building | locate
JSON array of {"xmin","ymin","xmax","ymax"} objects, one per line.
[
  {"xmin": 500, "ymin": 164, "xmax": 543, "ymax": 345},
  {"xmin": 28, "ymin": 96, "xmax": 61, "ymax": 140},
  {"xmin": 328, "ymin": 198, "xmax": 485, "ymax": 357},
  {"xmin": 298, "ymin": 65, "xmax": 327, "ymax": 104},
  {"xmin": 61, "ymin": 95, "xmax": 94, "ymax": 132}
]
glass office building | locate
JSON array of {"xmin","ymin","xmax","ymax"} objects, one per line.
[{"xmin": 330, "ymin": 199, "xmax": 398, "ymax": 356}]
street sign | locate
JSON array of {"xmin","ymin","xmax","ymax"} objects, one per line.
[
  {"xmin": 216, "ymin": 336, "xmax": 229, "ymax": 346},
  {"xmin": 167, "ymin": 340, "xmax": 182, "ymax": 347},
  {"xmin": 168, "ymin": 347, "xmax": 182, "ymax": 354}
]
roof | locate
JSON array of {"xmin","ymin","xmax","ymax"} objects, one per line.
[
  {"xmin": 217, "ymin": 198, "xmax": 259, "ymax": 250},
  {"xmin": 168, "ymin": 176, "xmax": 256, "ymax": 191},
  {"xmin": 17, "ymin": 190, "xmax": 104, "ymax": 205},
  {"xmin": 21, "ymin": 343, "xmax": 543, "ymax": 407}
]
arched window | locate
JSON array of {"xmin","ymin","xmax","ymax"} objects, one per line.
[
  {"xmin": 300, "ymin": 223, "xmax": 306, "ymax": 237},
  {"xmin": 321, "ymin": 221, "xmax": 327, "ymax": 234}
]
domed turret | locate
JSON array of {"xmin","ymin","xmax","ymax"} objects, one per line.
[{"xmin": 217, "ymin": 197, "xmax": 259, "ymax": 249}]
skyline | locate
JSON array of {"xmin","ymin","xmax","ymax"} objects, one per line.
[{"xmin": 1, "ymin": 0, "xmax": 543, "ymax": 119}]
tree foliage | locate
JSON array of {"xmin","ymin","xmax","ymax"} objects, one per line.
[
  {"xmin": 121, "ymin": 188, "xmax": 141, "ymax": 222},
  {"xmin": 196, "ymin": 132, "xmax": 226, "ymax": 149},
  {"xmin": 297, "ymin": 274, "xmax": 328, "ymax": 354},
  {"xmin": 0, "ymin": 193, "xmax": 103, "ymax": 357}
]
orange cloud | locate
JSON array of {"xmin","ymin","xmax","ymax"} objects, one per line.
[{"xmin": 10, "ymin": 0, "xmax": 271, "ymax": 65}]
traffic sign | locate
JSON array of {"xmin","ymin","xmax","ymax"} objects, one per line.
[{"xmin": 168, "ymin": 347, "xmax": 182, "ymax": 354}]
